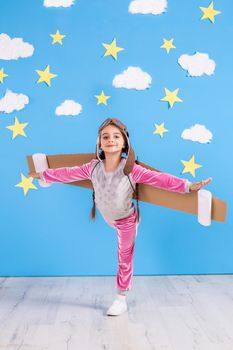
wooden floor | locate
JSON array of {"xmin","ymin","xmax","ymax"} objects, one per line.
[{"xmin": 0, "ymin": 275, "xmax": 233, "ymax": 350}]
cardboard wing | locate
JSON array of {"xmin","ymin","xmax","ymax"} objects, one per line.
[{"xmin": 27, "ymin": 153, "xmax": 227, "ymax": 223}]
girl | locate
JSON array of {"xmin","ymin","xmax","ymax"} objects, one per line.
[{"xmin": 28, "ymin": 118, "xmax": 212, "ymax": 316}]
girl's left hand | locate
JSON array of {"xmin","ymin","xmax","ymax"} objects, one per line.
[{"xmin": 189, "ymin": 177, "xmax": 212, "ymax": 192}]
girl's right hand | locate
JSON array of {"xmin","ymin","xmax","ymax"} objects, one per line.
[{"xmin": 28, "ymin": 171, "xmax": 40, "ymax": 179}]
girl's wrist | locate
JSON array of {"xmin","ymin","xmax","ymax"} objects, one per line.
[
  {"xmin": 185, "ymin": 180, "xmax": 192, "ymax": 193},
  {"xmin": 38, "ymin": 172, "xmax": 43, "ymax": 180}
]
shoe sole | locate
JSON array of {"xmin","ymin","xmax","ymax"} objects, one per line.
[{"xmin": 106, "ymin": 308, "xmax": 127, "ymax": 316}]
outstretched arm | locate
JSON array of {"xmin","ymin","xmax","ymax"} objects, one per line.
[
  {"xmin": 28, "ymin": 159, "xmax": 96, "ymax": 184},
  {"xmin": 131, "ymin": 163, "xmax": 212, "ymax": 193}
]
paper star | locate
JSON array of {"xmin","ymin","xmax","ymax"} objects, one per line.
[
  {"xmin": 153, "ymin": 122, "xmax": 168, "ymax": 138},
  {"xmin": 160, "ymin": 88, "xmax": 183, "ymax": 108},
  {"xmin": 36, "ymin": 65, "xmax": 57, "ymax": 87},
  {"xmin": 200, "ymin": 1, "xmax": 221, "ymax": 23},
  {"xmin": 102, "ymin": 38, "xmax": 124, "ymax": 60},
  {"xmin": 95, "ymin": 90, "xmax": 111, "ymax": 105},
  {"xmin": 6, "ymin": 117, "xmax": 28, "ymax": 139},
  {"xmin": 160, "ymin": 39, "xmax": 176, "ymax": 54},
  {"xmin": 181, "ymin": 155, "xmax": 202, "ymax": 177},
  {"xmin": 0, "ymin": 68, "xmax": 8, "ymax": 83},
  {"xmin": 50, "ymin": 30, "xmax": 66, "ymax": 44},
  {"xmin": 15, "ymin": 173, "xmax": 38, "ymax": 196}
]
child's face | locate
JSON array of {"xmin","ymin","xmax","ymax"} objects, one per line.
[{"xmin": 100, "ymin": 124, "xmax": 126, "ymax": 156}]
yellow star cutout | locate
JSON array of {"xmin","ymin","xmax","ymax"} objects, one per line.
[
  {"xmin": 153, "ymin": 122, "xmax": 168, "ymax": 138},
  {"xmin": 0, "ymin": 68, "xmax": 8, "ymax": 83},
  {"xmin": 15, "ymin": 173, "xmax": 38, "ymax": 196},
  {"xmin": 160, "ymin": 39, "xmax": 176, "ymax": 54},
  {"xmin": 36, "ymin": 65, "xmax": 57, "ymax": 87},
  {"xmin": 200, "ymin": 1, "xmax": 221, "ymax": 23},
  {"xmin": 102, "ymin": 38, "xmax": 124, "ymax": 60},
  {"xmin": 95, "ymin": 90, "xmax": 111, "ymax": 105},
  {"xmin": 6, "ymin": 117, "xmax": 28, "ymax": 139},
  {"xmin": 181, "ymin": 155, "xmax": 202, "ymax": 177},
  {"xmin": 50, "ymin": 30, "xmax": 66, "ymax": 44},
  {"xmin": 160, "ymin": 88, "xmax": 183, "ymax": 108}
]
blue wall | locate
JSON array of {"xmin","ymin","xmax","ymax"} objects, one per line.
[{"xmin": 0, "ymin": 0, "xmax": 232, "ymax": 277}]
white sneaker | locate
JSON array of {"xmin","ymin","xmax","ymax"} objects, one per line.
[{"xmin": 106, "ymin": 294, "xmax": 128, "ymax": 316}]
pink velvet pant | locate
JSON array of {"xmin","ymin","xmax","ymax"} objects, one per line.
[{"xmin": 104, "ymin": 207, "xmax": 139, "ymax": 293}]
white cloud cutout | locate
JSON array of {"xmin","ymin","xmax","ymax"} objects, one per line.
[
  {"xmin": 113, "ymin": 66, "xmax": 152, "ymax": 90},
  {"xmin": 0, "ymin": 90, "xmax": 29, "ymax": 114},
  {"xmin": 0, "ymin": 33, "xmax": 34, "ymax": 60},
  {"xmin": 178, "ymin": 52, "xmax": 216, "ymax": 77},
  {"xmin": 55, "ymin": 100, "xmax": 82, "ymax": 116},
  {"xmin": 44, "ymin": 0, "xmax": 75, "ymax": 7},
  {"xmin": 129, "ymin": 0, "xmax": 167, "ymax": 15},
  {"xmin": 181, "ymin": 124, "xmax": 213, "ymax": 144}
]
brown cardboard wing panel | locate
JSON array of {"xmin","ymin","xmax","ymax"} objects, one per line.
[
  {"xmin": 27, "ymin": 153, "xmax": 95, "ymax": 190},
  {"xmin": 27, "ymin": 153, "xmax": 227, "ymax": 223},
  {"xmin": 138, "ymin": 184, "xmax": 227, "ymax": 222},
  {"xmin": 27, "ymin": 153, "xmax": 95, "ymax": 171}
]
